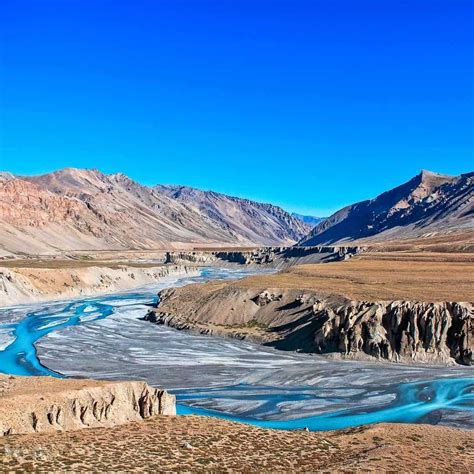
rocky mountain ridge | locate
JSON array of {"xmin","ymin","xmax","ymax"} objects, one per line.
[
  {"xmin": 156, "ymin": 184, "xmax": 311, "ymax": 244},
  {"xmin": 291, "ymin": 213, "xmax": 324, "ymax": 227},
  {"xmin": 299, "ymin": 170, "xmax": 473, "ymax": 246},
  {"xmin": 0, "ymin": 168, "xmax": 310, "ymax": 255}
]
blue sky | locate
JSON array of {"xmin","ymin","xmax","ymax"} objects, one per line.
[{"xmin": 1, "ymin": 0, "xmax": 472, "ymax": 216}]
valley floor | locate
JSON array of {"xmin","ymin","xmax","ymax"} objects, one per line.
[
  {"xmin": 0, "ymin": 249, "xmax": 473, "ymax": 471},
  {"xmin": 150, "ymin": 251, "xmax": 474, "ymax": 365},
  {"xmin": 1, "ymin": 415, "xmax": 472, "ymax": 472}
]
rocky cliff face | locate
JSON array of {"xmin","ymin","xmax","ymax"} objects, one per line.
[
  {"xmin": 149, "ymin": 284, "xmax": 473, "ymax": 365},
  {"xmin": 299, "ymin": 171, "xmax": 474, "ymax": 246},
  {"xmin": 312, "ymin": 300, "xmax": 472, "ymax": 365},
  {"xmin": 163, "ymin": 246, "xmax": 363, "ymax": 268},
  {"xmin": 0, "ymin": 376, "xmax": 175, "ymax": 436}
]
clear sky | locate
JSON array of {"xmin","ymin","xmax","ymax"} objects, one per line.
[{"xmin": 1, "ymin": 0, "xmax": 472, "ymax": 216}]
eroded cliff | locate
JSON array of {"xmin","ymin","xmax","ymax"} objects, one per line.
[
  {"xmin": 147, "ymin": 270, "xmax": 473, "ymax": 365},
  {"xmin": 164, "ymin": 245, "xmax": 363, "ymax": 268},
  {"xmin": 0, "ymin": 375, "xmax": 175, "ymax": 436},
  {"xmin": 0, "ymin": 264, "xmax": 199, "ymax": 306}
]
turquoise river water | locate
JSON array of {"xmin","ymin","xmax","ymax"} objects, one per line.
[{"xmin": 0, "ymin": 268, "xmax": 473, "ymax": 431}]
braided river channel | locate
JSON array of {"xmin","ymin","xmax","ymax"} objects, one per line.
[{"xmin": 0, "ymin": 268, "xmax": 472, "ymax": 431}]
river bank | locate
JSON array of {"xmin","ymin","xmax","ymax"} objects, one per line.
[
  {"xmin": 0, "ymin": 268, "xmax": 473, "ymax": 471},
  {"xmin": 0, "ymin": 264, "xmax": 200, "ymax": 306},
  {"xmin": 148, "ymin": 252, "xmax": 474, "ymax": 366},
  {"xmin": 0, "ymin": 245, "xmax": 364, "ymax": 307}
]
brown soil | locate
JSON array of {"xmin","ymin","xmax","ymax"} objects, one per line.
[{"xmin": 0, "ymin": 416, "xmax": 472, "ymax": 472}]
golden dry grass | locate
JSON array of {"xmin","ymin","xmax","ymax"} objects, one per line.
[
  {"xmin": 235, "ymin": 252, "xmax": 474, "ymax": 301},
  {"xmin": 358, "ymin": 231, "xmax": 474, "ymax": 252}
]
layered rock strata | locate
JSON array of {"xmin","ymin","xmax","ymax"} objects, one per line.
[
  {"xmin": 0, "ymin": 375, "xmax": 175, "ymax": 436},
  {"xmin": 163, "ymin": 246, "xmax": 363, "ymax": 268},
  {"xmin": 147, "ymin": 286, "xmax": 473, "ymax": 365}
]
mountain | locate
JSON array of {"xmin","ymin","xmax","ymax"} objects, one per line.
[
  {"xmin": 0, "ymin": 168, "xmax": 311, "ymax": 255},
  {"xmin": 156, "ymin": 185, "xmax": 311, "ymax": 246},
  {"xmin": 299, "ymin": 170, "xmax": 474, "ymax": 246},
  {"xmin": 291, "ymin": 213, "xmax": 324, "ymax": 227}
]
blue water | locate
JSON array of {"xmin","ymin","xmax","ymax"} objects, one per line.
[
  {"xmin": 0, "ymin": 300, "xmax": 114, "ymax": 377},
  {"xmin": 176, "ymin": 379, "xmax": 474, "ymax": 431},
  {"xmin": 0, "ymin": 268, "xmax": 473, "ymax": 431}
]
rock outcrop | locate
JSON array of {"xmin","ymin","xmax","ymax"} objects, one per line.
[
  {"xmin": 163, "ymin": 246, "xmax": 363, "ymax": 268},
  {"xmin": 0, "ymin": 375, "xmax": 175, "ymax": 436},
  {"xmin": 312, "ymin": 300, "xmax": 473, "ymax": 365},
  {"xmin": 148, "ymin": 282, "xmax": 473, "ymax": 365}
]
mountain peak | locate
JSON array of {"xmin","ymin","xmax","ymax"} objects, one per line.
[
  {"xmin": 51, "ymin": 167, "xmax": 102, "ymax": 178},
  {"xmin": 299, "ymin": 170, "xmax": 472, "ymax": 245},
  {"xmin": 0, "ymin": 172, "xmax": 15, "ymax": 182},
  {"xmin": 418, "ymin": 169, "xmax": 452, "ymax": 182}
]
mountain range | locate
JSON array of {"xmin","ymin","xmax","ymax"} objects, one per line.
[
  {"xmin": 299, "ymin": 170, "xmax": 473, "ymax": 246},
  {"xmin": 0, "ymin": 168, "xmax": 310, "ymax": 255},
  {"xmin": 0, "ymin": 168, "xmax": 472, "ymax": 256}
]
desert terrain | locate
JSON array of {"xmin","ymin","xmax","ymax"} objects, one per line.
[
  {"xmin": 0, "ymin": 262, "xmax": 199, "ymax": 306},
  {"xmin": 0, "ymin": 413, "xmax": 472, "ymax": 472},
  {"xmin": 0, "ymin": 168, "xmax": 472, "ymax": 472},
  {"xmin": 217, "ymin": 251, "xmax": 474, "ymax": 301},
  {"xmin": 0, "ymin": 245, "xmax": 359, "ymax": 306}
]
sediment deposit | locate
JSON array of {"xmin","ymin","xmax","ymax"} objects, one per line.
[{"xmin": 0, "ymin": 264, "xmax": 198, "ymax": 306}]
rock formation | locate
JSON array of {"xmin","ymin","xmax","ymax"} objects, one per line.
[
  {"xmin": 148, "ymin": 283, "xmax": 473, "ymax": 366},
  {"xmin": 163, "ymin": 245, "xmax": 363, "ymax": 268},
  {"xmin": 311, "ymin": 300, "xmax": 472, "ymax": 365},
  {"xmin": 0, "ymin": 375, "xmax": 175, "ymax": 436}
]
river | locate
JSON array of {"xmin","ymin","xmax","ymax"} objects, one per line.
[{"xmin": 0, "ymin": 268, "xmax": 472, "ymax": 431}]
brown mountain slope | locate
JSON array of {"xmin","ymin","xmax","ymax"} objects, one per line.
[
  {"xmin": 156, "ymin": 184, "xmax": 310, "ymax": 245},
  {"xmin": 0, "ymin": 168, "xmax": 310, "ymax": 255},
  {"xmin": 299, "ymin": 170, "xmax": 473, "ymax": 246}
]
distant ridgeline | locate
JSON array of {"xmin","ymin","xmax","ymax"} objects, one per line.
[{"xmin": 0, "ymin": 168, "xmax": 471, "ymax": 256}]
